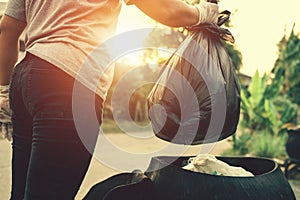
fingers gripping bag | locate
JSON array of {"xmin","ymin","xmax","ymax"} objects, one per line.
[{"xmin": 147, "ymin": 11, "xmax": 240, "ymax": 145}]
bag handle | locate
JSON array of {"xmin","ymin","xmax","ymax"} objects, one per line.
[
  {"xmin": 206, "ymin": 0, "xmax": 218, "ymax": 4},
  {"xmin": 205, "ymin": 0, "xmax": 231, "ymax": 27},
  {"xmin": 217, "ymin": 10, "xmax": 231, "ymax": 27}
]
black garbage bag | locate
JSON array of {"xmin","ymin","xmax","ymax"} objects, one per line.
[{"xmin": 147, "ymin": 11, "xmax": 240, "ymax": 145}]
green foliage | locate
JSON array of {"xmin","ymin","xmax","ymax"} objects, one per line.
[
  {"xmin": 230, "ymin": 132, "xmax": 251, "ymax": 155},
  {"xmin": 240, "ymin": 70, "xmax": 297, "ymax": 135},
  {"xmin": 273, "ymin": 96, "xmax": 298, "ymax": 126},
  {"xmin": 248, "ymin": 71, "xmax": 267, "ymax": 106},
  {"xmin": 240, "ymin": 71, "xmax": 269, "ymax": 133},
  {"xmin": 222, "ymin": 147, "xmax": 245, "ymax": 157},
  {"xmin": 223, "ymin": 42, "xmax": 243, "ymax": 71},
  {"xmin": 225, "ymin": 27, "xmax": 300, "ymax": 159},
  {"xmin": 249, "ymin": 132, "xmax": 287, "ymax": 159},
  {"xmin": 223, "ymin": 131, "xmax": 287, "ymax": 159},
  {"xmin": 273, "ymin": 27, "xmax": 300, "ymax": 105},
  {"xmin": 226, "ymin": 69, "xmax": 298, "ymax": 158},
  {"xmin": 264, "ymin": 68, "xmax": 284, "ymax": 99}
]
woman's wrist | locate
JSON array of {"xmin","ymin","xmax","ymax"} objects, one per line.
[
  {"xmin": 193, "ymin": 5, "xmax": 201, "ymax": 26},
  {"xmin": 192, "ymin": 2, "xmax": 219, "ymax": 26}
]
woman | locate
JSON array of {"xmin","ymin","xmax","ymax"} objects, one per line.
[{"xmin": 0, "ymin": 0, "xmax": 218, "ymax": 199}]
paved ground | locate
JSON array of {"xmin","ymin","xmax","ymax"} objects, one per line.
[
  {"xmin": 290, "ymin": 180, "xmax": 300, "ymax": 199},
  {"xmin": 1, "ymin": 133, "xmax": 299, "ymax": 199}
]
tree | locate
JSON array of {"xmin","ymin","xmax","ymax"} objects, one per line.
[
  {"xmin": 272, "ymin": 26, "xmax": 300, "ymax": 106},
  {"xmin": 226, "ymin": 28, "xmax": 300, "ymax": 157},
  {"xmin": 240, "ymin": 70, "xmax": 297, "ymax": 136}
]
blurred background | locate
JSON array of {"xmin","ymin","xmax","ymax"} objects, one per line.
[
  {"xmin": 1, "ymin": 0, "xmax": 300, "ymax": 171},
  {"xmin": 0, "ymin": 0, "xmax": 300, "ymax": 199}
]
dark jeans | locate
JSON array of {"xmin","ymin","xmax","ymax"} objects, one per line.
[{"xmin": 9, "ymin": 53, "xmax": 103, "ymax": 200}]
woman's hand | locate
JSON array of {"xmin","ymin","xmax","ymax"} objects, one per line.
[
  {"xmin": 194, "ymin": 1, "xmax": 219, "ymax": 25},
  {"xmin": 0, "ymin": 85, "xmax": 12, "ymax": 123},
  {"xmin": 0, "ymin": 85, "xmax": 12, "ymax": 141}
]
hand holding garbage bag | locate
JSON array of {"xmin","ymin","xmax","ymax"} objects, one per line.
[
  {"xmin": 194, "ymin": 1, "xmax": 219, "ymax": 25},
  {"xmin": 147, "ymin": 10, "xmax": 240, "ymax": 145},
  {"xmin": 0, "ymin": 85, "xmax": 13, "ymax": 141}
]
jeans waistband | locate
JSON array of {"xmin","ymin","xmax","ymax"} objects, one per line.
[{"xmin": 24, "ymin": 52, "xmax": 40, "ymax": 61}]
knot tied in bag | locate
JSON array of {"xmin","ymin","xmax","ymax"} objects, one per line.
[{"xmin": 188, "ymin": 10, "xmax": 235, "ymax": 44}]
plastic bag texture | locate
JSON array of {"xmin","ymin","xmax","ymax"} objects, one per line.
[{"xmin": 147, "ymin": 11, "xmax": 240, "ymax": 145}]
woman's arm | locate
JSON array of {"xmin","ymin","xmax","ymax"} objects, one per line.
[
  {"xmin": 130, "ymin": 0, "xmax": 218, "ymax": 27},
  {"xmin": 0, "ymin": 15, "xmax": 26, "ymax": 85}
]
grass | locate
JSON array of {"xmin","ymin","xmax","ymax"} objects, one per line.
[
  {"xmin": 249, "ymin": 132, "xmax": 288, "ymax": 159},
  {"xmin": 222, "ymin": 131, "xmax": 288, "ymax": 160}
]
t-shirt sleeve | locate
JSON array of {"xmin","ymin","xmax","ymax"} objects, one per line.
[{"xmin": 4, "ymin": 0, "xmax": 26, "ymax": 22}]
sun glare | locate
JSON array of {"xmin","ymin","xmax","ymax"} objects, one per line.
[{"xmin": 218, "ymin": 0, "xmax": 300, "ymax": 76}]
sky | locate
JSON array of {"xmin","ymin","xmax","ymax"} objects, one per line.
[{"xmin": 117, "ymin": 0, "xmax": 300, "ymax": 76}]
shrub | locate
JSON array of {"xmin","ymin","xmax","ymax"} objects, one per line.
[{"xmin": 249, "ymin": 131, "xmax": 288, "ymax": 159}]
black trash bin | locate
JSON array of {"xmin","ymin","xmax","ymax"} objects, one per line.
[
  {"xmin": 286, "ymin": 126, "xmax": 300, "ymax": 161},
  {"xmin": 145, "ymin": 156, "xmax": 296, "ymax": 200},
  {"xmin": 284, "ymin": 126, "xmax": 300, "ymax": 177}
]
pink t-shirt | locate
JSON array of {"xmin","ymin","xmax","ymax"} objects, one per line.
[{"xmin": 5, "ymin": 0, "xmax": 133, "ymax": 99}]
